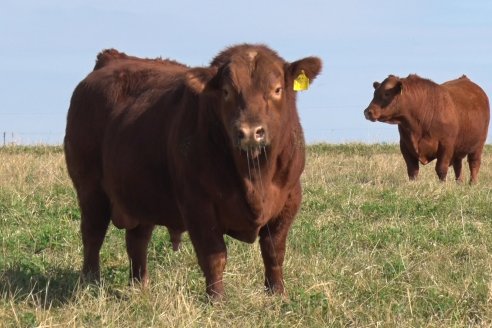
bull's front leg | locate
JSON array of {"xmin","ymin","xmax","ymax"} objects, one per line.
[
  {"xmin": 259, "ymin": 186, "xmax": 300, "ymax": 295},
  {"xmin": 400, "ymin": 140, "xmax": 419, "ymax": 180},
  {"xmin": 186, "ymin": 209, "xmax": 227, "ymax": 300}
]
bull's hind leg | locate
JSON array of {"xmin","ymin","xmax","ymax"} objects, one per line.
[
  {"xmin": 259, "ymin": 185, "xmax": 300, "ymax": 295},
  {"xmin": 452, "ymin": 158, "xmax": 464, "ymax": 183},
  {"xmin": 435, "ymin": 143, "xmax": 454, "ymax": 181},
  {"xmin": 79, "ymin": 187, "xmax": 111, "ymax": 282},
  {"xmin": 126, "ymin": 224, "xmax": 155, "ymax": 287},
  {"xmin": 468, "ymin": 151, "xmax": 483, "ymax": 184}
]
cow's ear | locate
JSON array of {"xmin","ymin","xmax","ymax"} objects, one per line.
[
  {"xmin": 373, "ymin": 81, "xmax": 381, "ymax": 89},
  {"xmin": 286, "ymin": 57, "xmax": 322, "ymax": 88},
  {"xmin": 394, "ymin": 81, "xmax": 403, "ymax": 94},
  {"xmin": 185, "ymin": 67, "xmax": 218, "ymax": 94}
]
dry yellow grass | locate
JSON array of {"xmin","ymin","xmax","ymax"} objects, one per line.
[{"xmin": 1, "ymin": 144, "xmax": 492, "ymax": 327}]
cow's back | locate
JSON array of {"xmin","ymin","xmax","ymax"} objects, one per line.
[
  {"xmin": 442, "ymin": 76, "xmax": 490, "ymax": 152},
  {"xmin": 65, "ymin": 51, "xmax": 187, "ymax": 155},
  {"xmin": 65, "ymin": 51, "xmax": 189, "ymax": 229}
]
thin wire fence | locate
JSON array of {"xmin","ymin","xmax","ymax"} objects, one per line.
[
  {"xmin": 2, "ymin": 131, "xmax": 65, "ymax": 146},
  {"xmin": 1, "ymin": 129, "xmax": 400, "ymax": 147}
]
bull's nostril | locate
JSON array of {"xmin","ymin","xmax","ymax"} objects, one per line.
[
  {"xmin": 238, "ymin": 130, "xmax": 246, "ymax": 140},
  {"xmin": 255, "ymin": 127, "xmax": 265, "ymax": 141}
]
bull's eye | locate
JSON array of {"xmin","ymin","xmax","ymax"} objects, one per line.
[
  {"xmin": 272, "ymin": 86, "xmax": 282, "ymax": 99},
  {"xmin": 222, "ymin": 87, "xmax": 229, "ymax": 99}
]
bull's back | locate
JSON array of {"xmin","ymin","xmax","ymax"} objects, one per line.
[
  {"xmin": 65, "ymin": 55, "xmax": 189, "ymax": 229},
  {"xmin": 442, "ymin": 76, "xmax": 490, "ymax": 150},
  {"xmin": 66, "ymin": 55, "xmax": 188, "ymax": 165}
]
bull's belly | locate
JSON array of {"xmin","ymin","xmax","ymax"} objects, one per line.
[{"xmin": 105, "ymin": 185, "xmax": 184, "ymax": 231}]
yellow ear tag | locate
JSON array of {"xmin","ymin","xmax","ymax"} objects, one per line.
[{"xmin": 293, "ymin": 70, "xmax": 309, "ymax": 91}]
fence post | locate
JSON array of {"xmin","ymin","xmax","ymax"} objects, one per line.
[{"xmin": 3, "ymin": 132, "xmax": 5, "ymax": 147}]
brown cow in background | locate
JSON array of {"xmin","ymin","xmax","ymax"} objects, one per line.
[
  {"xmin": 65, "ymin": 45, "xmax": 322, "ymax": 299},
  {"xmin": 364, "ymin": 74, "xmax": 490, "ymax": 183}
]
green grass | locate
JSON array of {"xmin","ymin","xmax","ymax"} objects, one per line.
[{"xmin": 1, "ymin": 144, "xmax": 492, "ymax": 327}]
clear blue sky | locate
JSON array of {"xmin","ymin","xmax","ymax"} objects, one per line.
[{"xmin": 1, "ymin": 1, "xmax": 491, "ymax": 144}]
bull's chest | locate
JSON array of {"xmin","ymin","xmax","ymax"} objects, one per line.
[
  {"xmin": 216, "ymin": 184, "xmax": 285, "ymax": 243},
  {"xmin": 417, "ymin": 138, "xmax": 438, "ymax": 164},
  {"xmin": 407, "ymin": 134, "xmax": 438, "ymax": 165}
]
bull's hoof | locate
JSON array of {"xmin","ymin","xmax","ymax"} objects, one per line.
[
  {"xmin": 80, "ymin": 270, "xmax": 101, "ymax": 285},
  {"xmin": 129, "ymin": 276, "xmax": 149, "ymax": 289},
  {"xmin": 264, "ymin": 282, "xmax": 285, "ymax": 295}
]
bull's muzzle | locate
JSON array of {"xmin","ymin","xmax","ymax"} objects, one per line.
[
  {"xmin": 237, "ymin": 125, "xmax": 267, "ymax": 151},
  {"xmin": 364, "ymin": 108, "xmax": 376, "ymax": 122}
]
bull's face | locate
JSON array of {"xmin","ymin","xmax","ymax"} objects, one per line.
[
  {"xmin": 216, "ymin": 52, "xmax": 287, "ymax": 158},
  {"xmin": 364, "ymin": 75, "xmax": 403, "ymax": 124},
  {"xmin": 186, "ymin": 46, "xmax": 322, "ymax": 160}
]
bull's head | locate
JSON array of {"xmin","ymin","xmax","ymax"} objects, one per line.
[
  {"xmin": 364, "ymin": 75, "xmax": 403, "ymax": 124},
  {"xmin": 185, "ymin": 45, "xmax": 322, "ymax": 160}
]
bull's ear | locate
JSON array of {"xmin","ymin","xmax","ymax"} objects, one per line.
[
  {"xmin": 394, "ymin": 81, "xmax": 403, "ymax": 94},
  {"xmin": 287, "ymin": 57, "xmax": 322, "ymax": 85},
  {"xmin": 185, "ymin": 67, "xmax": 218, "ymax": 94},
  {"xmin": 373, "ymin": 81, "xmax": 381, "ymax": 89}
]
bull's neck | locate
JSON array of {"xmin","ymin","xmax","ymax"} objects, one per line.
[
  {"xmin": 397, "ymin": 98, "xmax": 441, "ymax": 161},
  {"xmin": 197, "ymin": 102, "xmax": 280, "ymax": 216},
  {"xmin": 233, "ymin": 147, "xmax": 276, "ymax": 213},
  {"xmin": 398, "ymin": 85, "xmax": 437, "ymax": 137}
]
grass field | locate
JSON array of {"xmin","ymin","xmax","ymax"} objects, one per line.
[{"xmin": 1, "ymin": 144, "xmax": 492, "ymax": 327}]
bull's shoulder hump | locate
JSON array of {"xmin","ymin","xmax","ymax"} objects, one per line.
[
  {"xmin": 94, "ymin": 49, "xmax": 129, "ymax": 70},
  {"xmin": 93, "ymin": 49, "xmax": 188, "ymax": 71}
]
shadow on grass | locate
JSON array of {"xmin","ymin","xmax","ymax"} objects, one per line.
[
  {"xmin": 1, "ymin": 263, "xmax": 143, "ymax": 309},
  {"xmin": 0, "ymin": 265, "xmax": 81, "ymax": 308}
]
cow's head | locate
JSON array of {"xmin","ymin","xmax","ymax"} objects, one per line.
[
  {"xmin": 185, "ymin": 45, "xmax": 322, "ymax": 159},
  {"xmin": 364, "ymin": 75, "xmax": 403, "ymax": 124}
]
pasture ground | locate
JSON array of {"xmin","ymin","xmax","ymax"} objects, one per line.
[{"xmin": 1, "ymin": 144, "xmax": 492, "ymax": 327}]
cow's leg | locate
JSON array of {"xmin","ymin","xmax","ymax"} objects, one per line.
[
  {"xmin": 453, "ymin": 158, "xmax": 464, "ymax": 183},
  {"xmin": 435, "ymin": 144, "xmax": 453, "ymax": 181},
  {"xmin": 259, "ymin": 184, "xmax": 300, "ymax": 295},
  {"xmin": 126, "ymin": 224, "xmax": 155, "ymax": 287},
  {"xmin": 468, "ymin": 151, "xmax": 483, "ymax": 184},
  {"xmin": 79, "ymin": 187, "xmax": 111, "ymax": 282},
  {"xmin": 167, "ymin": 228, "xmax": 183, "ymax": 251},
  {"xmin": 190, "ymin": 232, "xmax": 227, "ymax": 299},
  {"xmin": 185, "ymin": 206, "xmax": 227, "ymax": 299},
  {"xmin": 400, "ymin": 141, "xmax": 419, "ymax": 180}
]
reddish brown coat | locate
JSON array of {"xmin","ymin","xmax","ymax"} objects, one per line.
[
  {"xmin": 364, "ymin": 74, "xmax": 490, "ymax": 183},
  {"xmin": 65, "ymin": 45, "xmax": 322, "ymax": 298}
]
